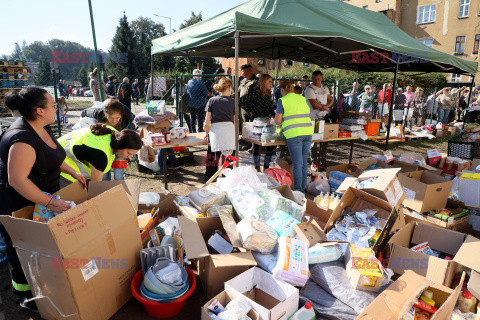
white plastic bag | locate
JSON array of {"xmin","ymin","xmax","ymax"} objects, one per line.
[
  {"xmin": 236, "ymin": 219, "xmax": 278, "ymax": 254},
  {"xmin": 139, "ymin": 192, "xmax": 160, "ymax": 207},
  {"xmin": 397, "ymin": 152, "xmax": 426, "ymax": 166},
  {"xmin": 218, "ymin": 166, "xmax": 265, "ymax": 192}
]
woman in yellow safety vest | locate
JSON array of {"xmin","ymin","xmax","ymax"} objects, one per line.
[
  {"xmin": 58, "ymin": 124, "xmax": 142, "ymax": 184},
  {"xmin": 274, "ymin": 80, "xmax": 313, "ymax": 191}
]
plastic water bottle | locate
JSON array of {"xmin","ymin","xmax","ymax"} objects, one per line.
[{"xmin": 288, "ymin": 302, "xmax": 315, "ymax": 320}]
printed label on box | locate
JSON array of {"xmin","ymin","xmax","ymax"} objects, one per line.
[
  {"xmin": 427, "ymin": 149, "xmax": 442, "ymax": 165},
  {"xmin": 385, "ymin": 187, "xmax": 396, "ymax": 205},
  {"xmin": 403, "ymin": 187, "xmax": 416, "ymax": 201},
  {"xmin": 384, "ymin": 151, "xmax": 394, "ymax": 163},
  {"xmin": 81, "ymin": 259, "xmax": 99, "ymax": 282}
]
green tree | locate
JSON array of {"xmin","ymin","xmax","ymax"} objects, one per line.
[
  {"xmin": 10, "ymin": 42, "xmax": 23, "ymax": 60},
  {"xmin": 107, "ymin": 13, "xmax": 138, "ymax": 78},
  {"xmin": 180, "ymin": 11, "xmax": 202, "ymax": 29},
  {"xmin": 77, "ymin": 65, "xmax": 88, "ymax": 87},
  {"xmin": 35, "ymin": 57, "xmax": 52, "ymax": 86},
  {"xmin": 131, "ymin": 17, "xmax": 165, "ymax": 39}
]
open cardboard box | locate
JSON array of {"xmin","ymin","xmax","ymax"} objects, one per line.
[
  {"xmin": 345, "ymin": 244, "xmax": 384, "ymax": 292},
  {"xmin": 201, "ymin": 290, "xmax": 259, "ymax": 320},
  {"xmin": 178, "ymin": 215, "xmax": 256, "ymax": 300},
  {"xmin": 336, "ymin": 168, "xmax": 406, "ymax": 209},
  {"xmin": 224, "ymin": 267, "xmax": 299, "ymax": 320},
  {"xmin": 326, "ymin": 163, "xmax": 363, "ymax": 178},
  {"xmin": 398, "ymin": 170, "xmax": 453, "ymax": 213},
  {"xmin": 0, "ymin": 181, "xmax": 142, "ymax": 320},
  {"xmin": 325, "ymin": 188, "xmax": 404, "ymax": 255},
  {"xmin": 357, "ymin": 270, "xmax": 464, "ymax": 319},
  {"xmin": 388, "ymin": 222, "xmax": 480, "ymax": 293},
  {"xmin": 324, "ymin": 123, "xmax": 339, "ymax": 139},
  {"xmin": 402, "ymin": 199, "xmax": 470, "ymax": 231}
]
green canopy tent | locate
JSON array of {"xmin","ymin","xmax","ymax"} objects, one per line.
[{"xmin": 151, "ymin": 0, "xmax": 478, "ymax": 154}]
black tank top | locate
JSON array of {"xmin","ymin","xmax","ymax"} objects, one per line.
[{"xmin": 0, "ymin": 118, "xmax": 66, "ymax": 215}]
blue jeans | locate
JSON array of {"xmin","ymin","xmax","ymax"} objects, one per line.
[
  {"xmin": 158, "ymin": 148, "xmax": 180, "ymax": 174},
  {"xmin": 437, "ymin": 108, "xmax": 450, "ymax": 124},
  {"xmin": 103, "ymin": 157, "xmax": 125, "ymax": 180},
  {"xmin": 286, "ymin": 135, "xmax": 312, "ymax": 191},
  {"xmin": 190, "ymin": 107, "xmax": 205, "ymax": 133}
]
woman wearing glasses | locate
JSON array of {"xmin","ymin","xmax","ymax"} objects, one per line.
[{"xmin": 0, "ymin": 87, "xmax": 86, "ymax": 311}]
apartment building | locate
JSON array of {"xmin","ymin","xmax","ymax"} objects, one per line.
[{"xmin": 346, "ymin": 0, "xmax": 480, "ymax": 84}]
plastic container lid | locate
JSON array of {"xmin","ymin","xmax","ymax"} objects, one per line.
[
  {"xmin": 305, "ymin": 302, "xmax": 312, "ymax": 309},
  {"xmin": 462, "ymin": 290, "xmax": 473, "ymax": 299}
]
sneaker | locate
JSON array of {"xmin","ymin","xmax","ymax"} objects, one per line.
[{"xmin": 18, "ymin": 297, "xmax": 39, "ymax": 313}]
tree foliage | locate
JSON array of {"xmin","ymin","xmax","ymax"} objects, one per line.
[
  {"xmin": 180, "ymin": 12, "xmax": 203, "ymax": 29},
  {"xmin": 35, "ymin": 57, "xmax": 52, "ymax": 86},
  {"xmin": 10, "ymin": 43, "xmax": 23, "ymax": 60},
  {"xmin": 107, "ymin": 13, "xmax": 138, "ymax": 78},
  {"xmin": 77, "ymin": 65, "xmax": 88, "ymax": 87}
]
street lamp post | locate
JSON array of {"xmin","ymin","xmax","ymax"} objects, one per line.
[{"xmin": 153, "ymin": 14, "xmax": 172, "ymax": 34}]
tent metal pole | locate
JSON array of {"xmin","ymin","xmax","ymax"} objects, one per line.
[
  {"xmin": 467, "ymin": 74, "xmax": 476, "ymax": 108},
  {"xmin": 234, "ymin": 30, "xmax": 240, "ymax": 166},
  {"xmin": 273, "ymin": 59, "xmax": 280, "ymax": 88},
  {"xmin": 385, "ymin": 62, "xmax": 399, "ymax": 151}
]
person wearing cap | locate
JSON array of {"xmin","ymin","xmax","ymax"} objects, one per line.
[
  {"xmin": 117, "ymin": 77, "xmax": 132, "ymax": 110},
  {"xmin": 238, "ymin": 64, "xmax": 258, "ymax": 150},
  {"xmin": 187, "ymin": 69, "xmax": 208, "ymax": 133}
]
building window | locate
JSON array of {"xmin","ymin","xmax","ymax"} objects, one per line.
[
  {"xmin": 473, "ymin": 34, "xmax": 480, "ymax": 53},
  {"xmin": 459, "ymin": 0, "xmax": 470, "ymax": 18},
  {"xmin": 451, "ymin": 74, "xmax": 462, "ymax": 82},
  {"xmin": 417, "ymin": 4, "xmax": 436, "ymax": 24},
  {"xmin": 363, "ymin": 5, "xmax": 368, "ymax": 9},
  {"xmin": 455, "ymin": 36, "xmax": 466, "ymax": 53},
  {"xmin": 419, "ymin": 39, "xmax": 434, "ymax": 48}
]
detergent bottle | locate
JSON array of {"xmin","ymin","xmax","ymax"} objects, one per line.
[{"xmin": 288, "ymin": 302, "xmax": 315, "ymax": 320}]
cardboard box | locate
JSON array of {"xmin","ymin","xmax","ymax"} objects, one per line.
[
  {"xmin": 0, "ymin": 181, "xmax": 142, "ymax": 320},
  {"xmin": 357, "ymin": 270, "xmax": 463, "ymax": 319},
  {"xmin": 323, "ymin": 123, "xmax": 339, "ymax": 140},
  {"xmin": 294, "ymin": 220, "xmax": 327, "ymax": 247},
  {"xmin": 401, "ymin": 199, "xmax": 470, "ymax": 231},
  {"xmin": 323, "ymin": 188, "xmax": 404, "ymax": 255},
  {"xmin": 335, "ymin": 168, "xmax": 406, "ymax": 209},
  {"xmin": 326, "ymin": 163, "xmax": 362, "ymax": 178},
  {"xmin": 201, "ymin": 291, "xmax": 259, "ymax": 320},
  {"xmin": 398, "ymin": 170, "xmax": 452, "ymax": 213},
  {"xmin": 312, "ymin": 120, "xmax": 325, "ymax": 140},
  {"xmin": 388, "ymin": 222, "xmax": 480, "ymax": 289},
  {"xmin": 345, "ymin": 245, "xmax": 384, "ymax": 292},
  {"xmin": 138, "ymin": 191, "xmax": 177, "ymax": 245},
  {"xmin": 302, "ymin": 199, "xmax": 333, "ymax": 231},
  {"xmin": 242, "ymin": 122, "xmax": 255, "ymax": 139},
  {"xmin": 178, "ymin": 216, "xmax": 256, "ymax": 300},
  {"xmin": 427, "ymin": 149, "xmax": 443, "ymax": 165},
  {"xmin": 224, "ymin": 267, "xmax": 299, "ymax": 320}
]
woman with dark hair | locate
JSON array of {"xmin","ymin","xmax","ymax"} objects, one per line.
[
  {"xmin": 81, "ymin": 98, "xmax": 135, "ymax": 131},
  {"xmin": 0, "ymin": 87, "xmax": 86, "ymax": 310},
  {"xmin": 58, "ymin": 124, "xmax": 142, "ymax": 184}
]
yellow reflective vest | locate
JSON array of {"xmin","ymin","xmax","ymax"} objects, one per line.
[
  {"xmin": 58, "ymin": 127, "xmax": 117, "ymax": 182},
  {"xmin": 280, "ymin": 93, "xmax": 313, "ymax": 139}
]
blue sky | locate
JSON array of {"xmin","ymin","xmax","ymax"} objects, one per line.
[{"xmin": 0, "ymin": 0, "xmax": 246, "ymax": 56}]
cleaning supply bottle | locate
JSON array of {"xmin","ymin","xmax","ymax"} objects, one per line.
[
  {"xmin": 315, "ymin": 193, "xmax": 324, "ymax": 207},
  {"xmin": 320, "ymin": 193, "xmax": 330, "ymax": 210},
  {"xmin": 288, "ymin": 302, "xmax": 315, "ymax": 320}
]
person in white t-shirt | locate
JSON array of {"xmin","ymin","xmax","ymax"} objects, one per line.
[{"xmin": 305, "ymin": 70, "xmax": 333, "ymax": 120}]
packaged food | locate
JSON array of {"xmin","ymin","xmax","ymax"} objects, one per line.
[
  {"xmin": 458, "ymin": 290, "xmax": 477, "ymax": 314},
  {"xmin": 173, "ymin": 196, "xmax": 201, "ymax": 219},
  {"xmin": 346, "ymin": 245, "xmax": 383, "ymax": 291},
  {"xmin": 266, "ymin": 210, "xmax": 299, "ymax": 237},
  {"xmin": 272, "ymin": 236, "xmax": 309, "ymax": 287},
  {"xmin": 33, "ymin": 193, "xmax": 75, "ymax": 222},
  {"xmin": 147, "ymin": 132, "xmax": 167, "ymax": 146},
  {"xmin": 206, "ymin": 205, "xmax": 233, "ymax": 217},
  {"xmin": 188, "ymin": 185, "xmax": 226, "ymax": 213},
  {"xmin": 236, "ymin": 219, "xmax": 278, "ymax": 254},
  {"xmin": 170, "ymin": 127, "xmax": 188, "ymax": 139}
]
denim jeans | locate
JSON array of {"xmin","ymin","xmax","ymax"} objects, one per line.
[
  {"xmin": 103, "ymin": 157, "xmax": 125, "ymax": 180},
  {"xmin": 437, "ymin": 108, "xmax": 451, "ymax": 124},
  {"xmin": 190, "ymin": 107, "xmax": 205, "ymax": 133},
  {"xmin": 286, "ymin": 135, "xmax": 312, "ymax": 191},
  {"xmin": 158, "ymin": 148, "xmax": 180, "ymax": 174}
]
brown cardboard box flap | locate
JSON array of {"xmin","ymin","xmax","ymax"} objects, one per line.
[
  {"xmin": 453, "ymin": 235, "xmax": 480, "ymax": 273},
  {"xmin": 358, "ymin": 168, "xmax": 402, "ymax": 180},
  {"xmin": 88, "ymin": 179, "xmax": 141, "ymax": 210},
  {"xmin": 411, "ymin": 222, "xmax": 466, "ymax": 256},
  {"xmin": 54, "ymin": 181, "xmax": 88, "ymax": 204},
  {"xmin": 468, "ymin": 271, "xmax": 480, "ymax": 300},
  {"xmin": 356, "ymin": 271, "xmax": 429, "ymax": 320},
  {"xmin": 48, "ymin": 185, "xmax": 137, "ymax": 257},
  {"xmin": 210, "ymin": 252, "xmax": 257, "ymax": 268},
  {"xmin": 303, "ymin": 199, "xmax": 332, "ymax": 231},
  {"xmin": 0, "ymin": 215, "xmax": 62, "ymax": 256},
  {"xmin": 294, "ymin": 220, "xmax": 327, "ymax": 247},
  {"xmin": 178, "ymin": 216, "xmax": 210, "ymax": 259}
]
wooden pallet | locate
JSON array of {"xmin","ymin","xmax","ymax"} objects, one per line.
[{"xmin": 0, "ymin": 61, "xmax": 24, "ymax": 67}]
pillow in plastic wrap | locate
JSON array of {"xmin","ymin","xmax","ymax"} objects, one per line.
[
  {"xmin": 236, "ymin": 219, "xmax": 278, "ymax": 254},
  {"xmin": 227, "ymin": 184, "xmax": 270, "ymax": 221},
  {"xmin": 266, "ymin": 210, "xmax": 299, "ymax": 237},
  {"xmin": 218, "ymin": 166, "xmax": 265, "ymax": 193},
  {"xmin": 309, "ymin": 260, "xmax": 393, "ymax": 315},
  {"xmin": 300, "ymin": 279, "xmax": 357, "ymax": 320},
  {"xmin": 188, "ymin": 185, "xmax": 226, "ymax": 213},
  {"xmin": 252, "ymin": 250, "xmax": 278, "ymax": 274},
  {"xmin": 273, "ymin": 236, "xmax": 309, "ymax": 287}
]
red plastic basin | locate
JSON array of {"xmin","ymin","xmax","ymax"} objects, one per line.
[{"xmin": 131, "ymin": 267, "xmax": 196, "ymax": 319}]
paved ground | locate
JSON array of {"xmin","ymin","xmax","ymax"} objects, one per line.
[{"xmin": 0, "ymin": 97, "xmax": 452, "ymax": 319}]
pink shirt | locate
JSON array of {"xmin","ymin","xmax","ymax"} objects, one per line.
[{"xmin": 403, "ymin": 91, "xmax": 415, "ymax": 106}]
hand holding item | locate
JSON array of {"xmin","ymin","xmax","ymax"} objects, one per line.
[
  {"xmin": 72, "ymin": 172, "xmax": 87, "ymax": 189},
  {"xmin": 47, "ymin": 198, "xmax": 71, "ymax": 214}
]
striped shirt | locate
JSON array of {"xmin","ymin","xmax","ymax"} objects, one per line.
[{"xmin": 247, "ymin": 89, "xmax": 275, "ymax": 119}]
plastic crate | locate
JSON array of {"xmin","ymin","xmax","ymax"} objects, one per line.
[
  {"xmin": 448, "ymin": 135, "xmax": 480, "ymax": 160},
  {"xmin": 465, "ymin": 111, "xmax": 480, "ymax": 124}
]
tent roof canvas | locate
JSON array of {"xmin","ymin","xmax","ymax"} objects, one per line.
[{"xmin": 151, "ymin": 0, "xmax": 477, "ymax": 74}]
